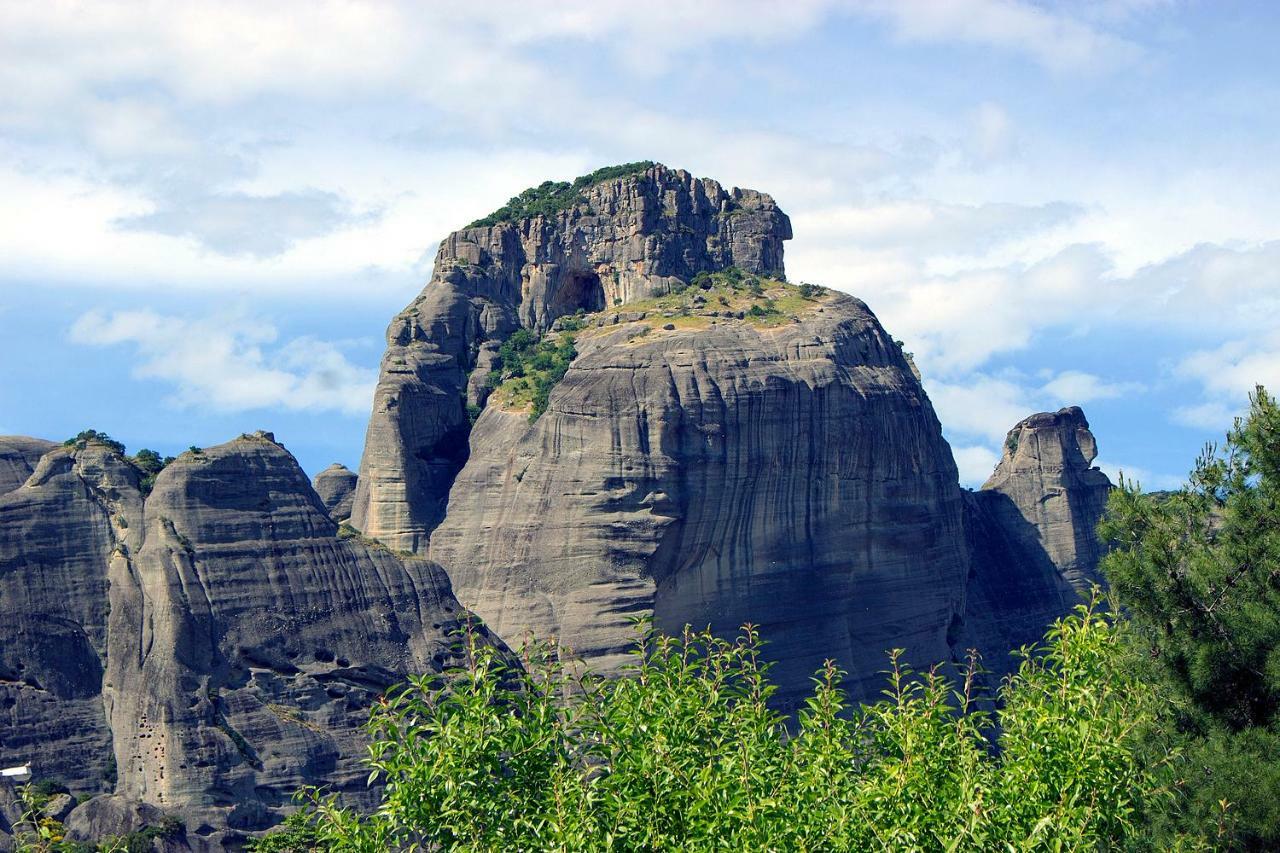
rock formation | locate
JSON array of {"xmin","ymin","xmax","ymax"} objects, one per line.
[
  {"xmin": 0, "ymin": 439, "xmax": 141, "ymax": 801},
  {"xmin": 350, "ymin": 163, "xmax": 792, "ymax": 552},
  {"xmin": 312, "ymin": 462, "xmax": 357, "ymax": 521},
  {"xmin": 430, "ymin": 289, "xmax": 970, "ymax": 710},
  {"xmin": 0, "ymin": 436, "xmax": 55, "ymax": 493},
  {"xmin": 0, "ymin": 163, "xmax": 1119, "ymax": 845},
  {"xmin": 0, "ymin": 433, "xmax": 497, "ymax": 849},
  {"xmin": 981, "ymin": 407, "xmax": 1112, "ymax": 591}
]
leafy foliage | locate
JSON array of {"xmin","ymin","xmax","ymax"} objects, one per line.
[
  {"xmin": 486, "ymin": 329, "xmax": 578, "ymax": 422},
  {"xmin": 129, "ymin": 448, "xmax": 174, "ymax": 495},
  {"xmin": 1101, "ymin": 386, "xmax": 1280, "ymax": 848},
  {"xmin": 63, "ymin": 430, "xmax": 124, "ymax": 455},
  {"xmin": 263, "ymin": 599, "xmax": 1183, "ymax": 851},
  {"xmin": 468, "ymin": 162, "xmax": 655, "ymax": 228}
]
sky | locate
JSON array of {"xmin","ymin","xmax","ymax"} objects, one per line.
[{"xmin": 2, "ymin": 0, "xmax": 1279, "ymax": 489}]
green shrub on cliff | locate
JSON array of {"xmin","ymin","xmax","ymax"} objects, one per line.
[
  {"xmin": 467, "ymin": 162, "xmax": 655, "ymax": 228},
  {"xmin": 263, "ymin": 598, "xmax": 1185, "ymax": 851},
  {"xmin": 488, "ymin": 330, "xmax": 577, "ymax": 422}
]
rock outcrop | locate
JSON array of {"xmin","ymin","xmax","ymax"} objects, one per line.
[
  {"xmin": 429, "ymin": 291, "xmax": 970, "ymax": 709},
  {"xmin": 957, "ymin": 408, "xmax": 1112, "ymax": 676},
  {"xmin": 0, "ymin": 439, "xmax": 139, "ymax": 797},
  {"xmin": 1, "ymin": 164, "xmax": 1121, "ymax": 844},
  {"xmin": 0, "ymin": 433, "xmax": 499, "ymax": 849},
  {"xmin": 351, "ymin": 163, "xmax": 792, "ymax": 552},
  {"xmin": 981, "ymin": 407, "xmax": 1112, "ymax": 591},
  {"xmin": 312, "ymin": 462, "xmax": 357, "ymax": 521},
  {"xmin": 0, "ymin": 436, "xmax": 56, "ymax": 493}
]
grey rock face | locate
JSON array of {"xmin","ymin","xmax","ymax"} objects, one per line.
[
  {"xmin": 351, "ymin": 163, "xmax": 792, "ymax": 552},
  {"xmin": 312, "ymin": 462, "xmax": 357, "ymax": 521},
  {"xmin": 981, "ymin": 406, "xmax": 1112, "ymax": 591},
  {"xmin": 0, "ymin": 432, "xmax": 497, "ymax": 847},
  {"xmin": 957, "ymin": 407, "xmax": 1113, "ymax": 678},
  {"xmin": 0, "ymin": 440, "xmax": 140, "ymax": 795},
  {"xmin": 102, "ymin": 432, "xmax": 487, "ymax": 841},
  {"xmin": 429, "ymin": 295, "xmax": 970, "ymax": 710},
  {"xmin": 0, "ymin": 436, "xmax": 56, "ymax": 493}
]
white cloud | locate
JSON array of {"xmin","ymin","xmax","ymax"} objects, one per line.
[
  {"xmin": 1171, "ymin": 401, "xmax": 1239, "ymax": 432},
  {"xmin": 852, "ymin": 0, "xmax": 1143, "ymax": 74},
  {"xmin": 927, "ymin": 373, "xmax": 1035, "ymax": 444},
  {"xmin": 1040, "ymin": 370, "xmax": 1143, "ymax": 405},
  {"xmin": 68, "ymin": 310, "xmax": 376, "ymax": 415},
  {"xmin": 952, "ymin": 444, "xmax": 1001, "ymax": 486}
]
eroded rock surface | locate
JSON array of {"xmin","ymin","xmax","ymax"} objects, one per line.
[
  {"xmin": 0, "ymin": 439, "xmax": 140, "ymax": 796},
  {"xmin": 0, "ymin": 436, "xmax": 56, "ymax": 493},
  {"xmin": 0, "ymin": 433, "xmax": 497, "ymax": 849},
  {"xmin": 430, "ymin": 292, "xmax": 970, "ymax": 710},
  {"xmin": 103, "ymin": 433, "xmax": 487, "ymax": 843},
  {"xmin": 351, "ymin": 163, "xmax": 792, "ymax": 551},
  {"xmin": 312, "ymin": 462, "xmax": 357, "ymax": 521},
  {"xmin": 981, "ymin": 407, "xmax": 1112, "ymax": 591}
]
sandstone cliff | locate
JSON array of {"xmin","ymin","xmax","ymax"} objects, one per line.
[
  {"xmin": 0, "ymin": 439, "xmax": 138, "ymax": 797},
  {"xmin": 0, "ymin": 164, "xmax": 1120, "ymax": 845},
  {"xmin": 0, "ymin": 436, "xmax": 55, "ymax": 493},
  {"xmin": 430, "ymin": 284, "xmax": 970, "ymax": 710}
]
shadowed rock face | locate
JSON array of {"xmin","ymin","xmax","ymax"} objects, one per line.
[
  {"xmin": 958, "ymin": 407, "xmax": 1113, "ymax": 679},
  {"xmin": 981, "ymin": 406, "xmax": 1113, "ymax": 591},
  {"xmin": 312, "ymin": 462, "xmax": 357, "ymax": 521},
  {"xmin": 430, "ymin": 293, "xmax": 970, "ymax": 710},
  {"xmin": 351, "ymin": 164, "xmax": 792, "ymax": 552},
  {"xmin": 0, "ymin": 436, "xmax": 56, "ymax": 493}
]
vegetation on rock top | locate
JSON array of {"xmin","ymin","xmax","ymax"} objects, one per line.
[
  {"xmin": 467, "ymin": 161, "xmax": 656, "ymax": 228},
  {"xmin": 486, "ymin": 329, "xmax": 578, "ymax": 422}
]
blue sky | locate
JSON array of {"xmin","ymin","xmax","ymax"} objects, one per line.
[{"xmin": 2, "ymin": 1, "xmax": 1279, "ymax": 488}]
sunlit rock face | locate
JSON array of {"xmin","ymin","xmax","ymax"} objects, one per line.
[
  {"xmin": 0, "ymin": 434, "xmax": 500, "ymax": 849},
  {"xmin": 101, "ymin": 433, "xmax": 492, "ymax": 842},
  {"xmin": 430, "ymin": 292, "xmax": 971, "ymax": 710},
  {"xmin": 350, "ymin": 164, "xmax": 792, "ymax": 552}
]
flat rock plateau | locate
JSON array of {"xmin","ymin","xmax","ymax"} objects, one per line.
[{"xmin": 0, "ymin": 163, "xmax": 1112, "ymax": 848}]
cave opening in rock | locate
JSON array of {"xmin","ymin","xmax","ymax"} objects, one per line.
[{"xmin": 552, "ymin": 269, "xmax": 606, "ymax": 317}]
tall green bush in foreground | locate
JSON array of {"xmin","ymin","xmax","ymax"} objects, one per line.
[
  {"xmin": 1101, "ymin": 387, "xmax": 1280, "ymax": 849},
  {"xmin": 258, "ymin": 599, "xmax": 1187, "ymax": 851}
]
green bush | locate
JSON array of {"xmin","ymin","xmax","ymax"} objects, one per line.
[
  {"xmin": 468, "ymin": 162, "xmax": 655, "ymax": 228},
  {"xmin": 63, "ymin": 430, "xmax": 124, "ymax": 454},
  {"xmin": 489, "ymin": 330, "xmax": 577, "ymax": 422},
  {"xmin": 275, "ymin": 597, "xmax": 1181, "ymax": 851}
]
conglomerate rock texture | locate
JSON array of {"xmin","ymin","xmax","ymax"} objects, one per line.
[
  {"xmin": 351, "ymin": 164, "xmax": 792, "ymax": 552},
  {"xmin": 0, "ymin": 434, "xmax": 493, "ymax": 850}
]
